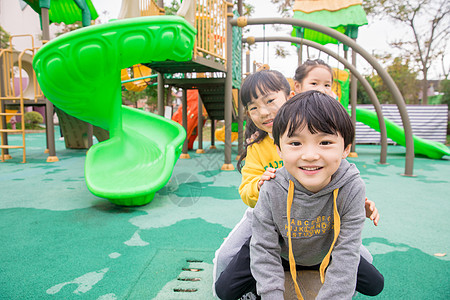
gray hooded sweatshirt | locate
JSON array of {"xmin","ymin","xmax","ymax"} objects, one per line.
[{"xmin": 250, "ymin": 159, "xmax": 365, "ymax": 299}]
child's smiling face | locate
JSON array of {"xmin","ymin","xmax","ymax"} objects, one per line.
[
  {"xmin": 294, "ymin": 66, "xmax": 333, "ymax": 97},
  {"xmin": 277, "ymin": 123, "xmax": 351, "ymax": 193},
  {"xmin": 246, "ymin": 90, "xmax": 288, "ymax": 134}
]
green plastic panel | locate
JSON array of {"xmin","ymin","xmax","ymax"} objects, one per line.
[
  {"xmin": 232, "ymin": 11, "xmax": 242, "ymax": 89},
  {"xmin": 33, "ymin": 16, "xmax": 197, "ymax": 206},
  {"xmin": 25, "ymin": 0, "xmax": 98, "ymax": 26},
  {"xmin": 292, "ymin": 4, "xmax": 367, "ymax": 45}
]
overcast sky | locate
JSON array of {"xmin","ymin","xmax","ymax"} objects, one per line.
[{"xmin": 91, "ymin": 0, "xmax": 448, "ymax": 80}]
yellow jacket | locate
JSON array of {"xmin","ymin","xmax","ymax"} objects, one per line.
[{"xmin": 239, "ymin": 135, "xmax": 283, "ymax": 207}]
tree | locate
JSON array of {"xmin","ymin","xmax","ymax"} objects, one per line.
[
  {"xmin": 270, "ymin": 0, "xmax": 295, "ymax": 17},
  {"xmin": 164, "ymin": 0, "xmax": 181, "ymax": 15},
  {"xmin": 386, "ymin": 57, "xmax": 421, "ymax": 104},
  {"xmin": 439, "ymin": 79, "xmax": 450, "ymax": 106},
  {"xmin": 363, "ymin": 0, "xmax": 450, "ymax": 104},
  {"xmin": 53, "ymin": 22, "xmax": 83, "ymax": 37},
  {"xmin": 0, "ymin": 25, "xmax": 11, "ymax": 49},
  {"xmin": 122, "ymin": 88, "xmax": 146, "ymax": 108},
  {"xmin": 361, "ymin": 56, "xmax": 420, "ymax": 104}
]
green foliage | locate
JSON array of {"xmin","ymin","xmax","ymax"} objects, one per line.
[
  {"xmin": 386, "ymin": 57, "xmax": 420, "ymax": 103},
  {"xmin": 143, "ymin": 84, "xmax": 158, "ymax": 105},
  {"xmin": 164, "ymin": 0, "xmax": 181, "ymax": 15},
  {"xmin": 7, "ymin": 122, "xmax": 43, "ymax": 130},
  {"xmin": 358, "ymin": 57, "xmax": 420, "ymax": 104},
  {"xmin": 24, "ymin": 111, "xmax": 43, "ymax": 125},
  {"xmin": 54, "ymin": 22, "xmax": 83, "ymax": 37},
  {"xmin": 241, "ymin": 1, "xmax": 255, "ymax": 17},
  {"xmin": 122, "ymin": 89, "xmax": 146, "ymax": 107},
  {"xmin": 0, "ymin": 25, "xmax": 11, "ymax": 49},
  {"xmin": 274, "ymin": 45, "xmax": 289, "ymax": 58},
  {"xmin": 362, "ymin": 0, "xmax": 450, "ymax": 103},
  {"xmin": 357, "ymin": 79, "xmax": 374, "ymax": 105},
  {"xmin": 439, "ymin": 79, "xmax": 450, "ymax": 105},
  {"xmin": 270, "ymin": 0, "xmax": 295, "ymax": 17}
]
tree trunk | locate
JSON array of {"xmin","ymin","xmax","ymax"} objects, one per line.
[{"xmin": 422, "ymin": 71, "xmax": 428, "ymax": 105}]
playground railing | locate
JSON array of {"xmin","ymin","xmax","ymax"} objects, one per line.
[
  {"xmin": 138, "ymin": 0, "xmax": 230, "ymax": 67},
  {"xmin": 194, "ymin": 0, "xmax": 229, "ymax": 64},
  {"xmin": 1, "ymin": 35, "xmax": 43, "ymax": 102}
]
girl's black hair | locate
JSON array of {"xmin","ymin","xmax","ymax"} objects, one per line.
[
  {"xmin": 237, "ymin": 70, "xmax": 291, "ymax": 172},
  {"xmin": 293, "ymin": 58, "xmax": 333, "ymax": 84},
  {"xmin": 272, "ymin": 90, "xmax": 354, "ymax": 149}
]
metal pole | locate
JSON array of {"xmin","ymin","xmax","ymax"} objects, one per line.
[
  {"xmin": 237, "ymin": 0, "xmax": 243, "ymax": 16},
  {"xmin": 210, "ymin": 119, "xmax": 216, "ymax": 149},
  {"xmin": 238, "ymin": 51, "xmax": 249, "ymax": 159},
  {"xmin": 180, "ymin": 88, "xmax": 190, "ymax": 158},
  {"xmin": 196, "ymin": 93, "xmax": 204, "ymax": 153},
  {"xmin": 87, "ymin": 124, "xmax": 93, "ymax": 148},
  {"xmin": 0, "ymin": 56, "xmax": 10, "ymax": 159},
  {"xmin": 246, "ymin": 50, "xmax": 250, "ymax": 75},
  {"xmin": 349, "ymin": 47, "xmax": 357, "ymax": 155},
  {"xmin": 221, "ymin": 3, "xmax": 234, "ymax": 170},
  {"xmin": 157, "ymin": 73, "xmax": 164, "ymax": 116},
  {"xmin": 234, "ymin": 17, "xmax": 412, "ymax": 175},
  {"xmin": 41, "ymin": 7, "xmax": 58, "ymax": 162},
  {"xmin": 243, "ymin": 36, "xmax": 388, "ymax": 164},
  {"xmin": 298, "ymin": 45, "xmax": 302, "ymax": 66}
]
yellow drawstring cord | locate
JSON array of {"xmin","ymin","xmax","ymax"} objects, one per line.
[
  {"xmin": 287, "ymin": 180, "xmax": 340, "ymax": 299},
  {"xmin": 319, "ymin": 188, "xmax": 341, "ymax": 283},
  {"xmin": 287, "ymin": 181, "xmax": 303, "ymax": 299}
]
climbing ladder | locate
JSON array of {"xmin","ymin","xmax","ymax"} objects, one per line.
[{"xmin": 0, "ymin": 35, "xmax": 43, "ymax": 163}]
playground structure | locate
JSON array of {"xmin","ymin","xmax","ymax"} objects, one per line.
[
  {"xmin": 33, "ymin": 16, "xmax": 195, "ymax": 206},
  {"xmin": 0, "ymin": 35, "xmax": 45, "ymax": 163},
  {"xmin": 171, "ymin": 89, "xmax": 208, "ymax": 151},
  {"xmin": 2, "ymin": 0, "xmax": 449, "ymax": 205},
  {"xmin": 0, "ymin": 1, "xmax": 105, "ymax": 160}
]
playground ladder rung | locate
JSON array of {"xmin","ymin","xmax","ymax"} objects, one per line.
[
  {"xmin": 0, "ymin": 112, "xmax": 23, "ymax": 116},
  {"xmin": 0, "ymin": 145, "xmax": 24, "ymax": 149},
  {"xmin": 0, "ymin": 97, "xmax": 34, "ymax": 101},
  {"xmin": 0, "ymin": 97, "xmax": 23, "ymax": 100},
  {"xmin": 0, "ymin": 129, "xmax": 24, "ymax": 133}
]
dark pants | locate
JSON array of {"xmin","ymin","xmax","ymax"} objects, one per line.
[{"xmin": 215, "ymin": 237, "xmax": 384, "ymax": 300}]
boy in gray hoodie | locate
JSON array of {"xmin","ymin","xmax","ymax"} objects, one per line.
[{"xmin": 251, "ymin": 90, "xmax": 367, "ymax": 299}]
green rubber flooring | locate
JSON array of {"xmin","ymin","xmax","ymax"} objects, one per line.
[{"xmin": 1, "ymin": 130, "xmax": 449, "ymax": 299}]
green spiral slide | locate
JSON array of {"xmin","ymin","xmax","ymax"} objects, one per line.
[
  {"xmin": 355, "ymin": 108, "xmax": 450, "ymax": 159},
  {"xmin": 33, "ymin": 16, "xmax": 196, "ymax": 206}
]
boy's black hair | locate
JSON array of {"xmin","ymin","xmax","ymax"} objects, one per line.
[
  {"xmin": 237, "ymin": 70, "xmax": 291, "ymax": 172},
  {"xmin": 272, "ymin": 90, "xmax": 354, "ymax": 148},
  {"xmin": 293, "ymin": 59, "xmax": 333, "ymax": 84}
]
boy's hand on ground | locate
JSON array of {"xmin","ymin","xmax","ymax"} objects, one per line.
[
  {"xmin": 365, "ymin": 198, "xmax": 380, "ymax": 226},
  {"xmin": 257, "ymin": 168, "xmax": 276, "ymax": 190}
]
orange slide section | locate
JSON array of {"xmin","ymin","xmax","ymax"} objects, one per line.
[{"xmin": 172, "ymin": 89, "xmax": 207, "ymax": 149}]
